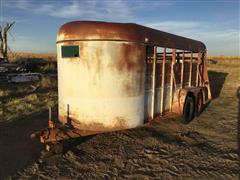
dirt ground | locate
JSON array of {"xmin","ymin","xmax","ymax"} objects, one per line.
[{"xmin": 0, "ymin": 60, "xmax": 239, "ymax": 179}]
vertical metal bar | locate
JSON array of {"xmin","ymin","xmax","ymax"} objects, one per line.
[
  {"xmin": 180, "ymin": 50, "xmax": 185, "ymax": 88},
  {"xmin": 151, "ymin": 46, "xmax": 157, "ymax": 119},
  {"xmin": 204, "ymin": 51, "xmax": 212, "ymax": 100},
  {"xmin": 160, "ymin": 48, "xmax": 166, "ymax": 115},
  {"xmin": 196, "ymin": 52, "xmax": 201, "ymax": 87},
  {"xmin": 67, "ymin": 104, "xmax": 71, "ymax": 124},
  {"xmin": 202, "ymin": 52, "xmax": 205, "ymax": 86},
  {"xmin": 199, "ymin": 53, "xmax": 202, "ymax": 86},
  {"xmin": 48, "ymin": 106, "xmax": 54, "ymax": 129},
  {"xmin": 189, "ymin": 51, "xmax": 193, "ymax": 86},
  {"xmin": 170, "ymin": 48, "xmax": 176, "ymax": 111},
  {"xmin": 201, "ymin": 52, "xmax": 205, "ymax": 86}
]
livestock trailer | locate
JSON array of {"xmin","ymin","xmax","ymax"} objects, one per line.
[{"xmin": 32, "ymin": 21, "xmax": 211, "ymax": 144}]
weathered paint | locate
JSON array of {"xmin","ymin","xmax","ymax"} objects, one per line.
[
  {"xmin": 53, "ymin": 21, "xmax": 211, "ymax": 138},
  {"xmin": 57, "ymin": 21, "xmax": 206, "ymax": 52},
  {"xmin": 57, "ymin": 41, "xmax": 145, "ymax": 132}
]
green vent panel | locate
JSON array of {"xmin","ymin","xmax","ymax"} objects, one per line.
[{"xmin": 62, "ymin": 45, "xmax": 79, "ymax": 58}]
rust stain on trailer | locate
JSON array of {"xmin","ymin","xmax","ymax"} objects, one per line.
[
  {"xmin": 118, "ymin": 44, "xmax": 136, "ymax": 72},
  {"xmin": 124, "ymin": 83, "xmax": 134, "ymax": 97},
  {"xmin": 108, "ymin": 43, "xmax": 145, "ymax": 74},
  {"xmin": 94, "ymin": 48, "xmax": 103, "ymax": 76},
  {"xmin": 80, "ymin": 42, "xmax": 91, "ymax": 71},
  {"xmin": 90, "ymin": 46, "xmax": 103, "ymax": 85},
  {"xmin": 57, "ymin": 21, "xmax": 206, "ymax": 52},
  {"xmin": 172, "ymin": 89, "xmax": 187, "ymax": 114},
  {"xmin": 106, "ymin": 43, "xmax": 145, "ymax": 96},
  {"xmin": 38, "ymin": 124, "xmax": 101, "ymax": 143},
  {"xmin": 65, "ymin": 41, "xmax": 104, "ymax": 84},
  {"xmin": 59, "ymin": 115, "xmax": 129, "ymax": 132}
]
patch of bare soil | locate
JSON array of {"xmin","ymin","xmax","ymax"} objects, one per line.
[
  {"xmin": 0, "ymin": 76, "xmax": 57, "ymax": 179},
  {"xmin": 1, "ymin": 62, "xmax": 239, "ymax": 179}
]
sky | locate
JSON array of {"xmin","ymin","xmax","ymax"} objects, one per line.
[{"xmin": 0, "ymin": 0, "xmax": 239, "ymax": 55}]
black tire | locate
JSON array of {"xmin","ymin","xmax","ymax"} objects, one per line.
[
  {"xmin": 183, "ymin": 96, "xmax": 195, "ymax": 123},
  {"xmin": 196, "ymin": 92, "xmax": 203, "ymax": 116}
]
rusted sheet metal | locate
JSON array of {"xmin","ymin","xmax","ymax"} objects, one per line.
[
  {"xmin": 33, "ymin": 119, "xmax": 131, "ymax": 144},
  {"xmin": 57, "ymin": 41, "xmax": 145, "ymax": 132},
  {"xmin": 57, "ymin": 21, "xmax": 206, "ymax": 52},
  {"xmin": 172, "ymin": 89, "xmax": 187, "ymax": 114},
  {"xmin": 34, "ymin": 124, "xmax": 100, "ymax": 144}
]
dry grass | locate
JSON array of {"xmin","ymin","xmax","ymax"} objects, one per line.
[
  {"xmin": 7, "ymin": 52, "xmax": 57, "ymax": 73},
  {"xmin": 207, "ymin": 56, "xmax": 240, "ymax": 66},
  {"xmin": 0, "ymin": 75, "xmax": 58, "ymax": 124},
  {"xmin": 207, "ymin": 55, "xmax": 240, "ymax": 60},
  {"xmin": 8, "ymin": 52, "xmax": 57, "ymax": 62}
]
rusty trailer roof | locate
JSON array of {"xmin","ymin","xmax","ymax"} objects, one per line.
[{"xmin": 57, "ymin": 21, "xmax": 206, "ymax": 52}]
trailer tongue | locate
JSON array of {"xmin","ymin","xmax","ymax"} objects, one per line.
[{"xmin": 31, "ymin": 121, "xmax": 100, "ymax": 144}]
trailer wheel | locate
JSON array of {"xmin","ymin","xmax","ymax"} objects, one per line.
[
  {"xmin": 196, "ymin": 92, "xmax": 203, "ymax": 116},
  {"xmin": 183, "ymin": 96, "xmax": 195, "ymax": 123}
]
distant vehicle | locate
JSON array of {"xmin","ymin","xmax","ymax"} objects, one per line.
[
  {"xmin": 7, "ymin": 73, "xmax": 40, "ymax": 83},
  {"xmin": 0, "ymin": 61, "xmax": 26, "ymax": 74},
  {"xmin": 32, "ymin": 21, "xmax": 211, "ymax": 148},
  {"xmin": 0, "ymin": 59, "xmax": 43, "ymax": 83}
]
